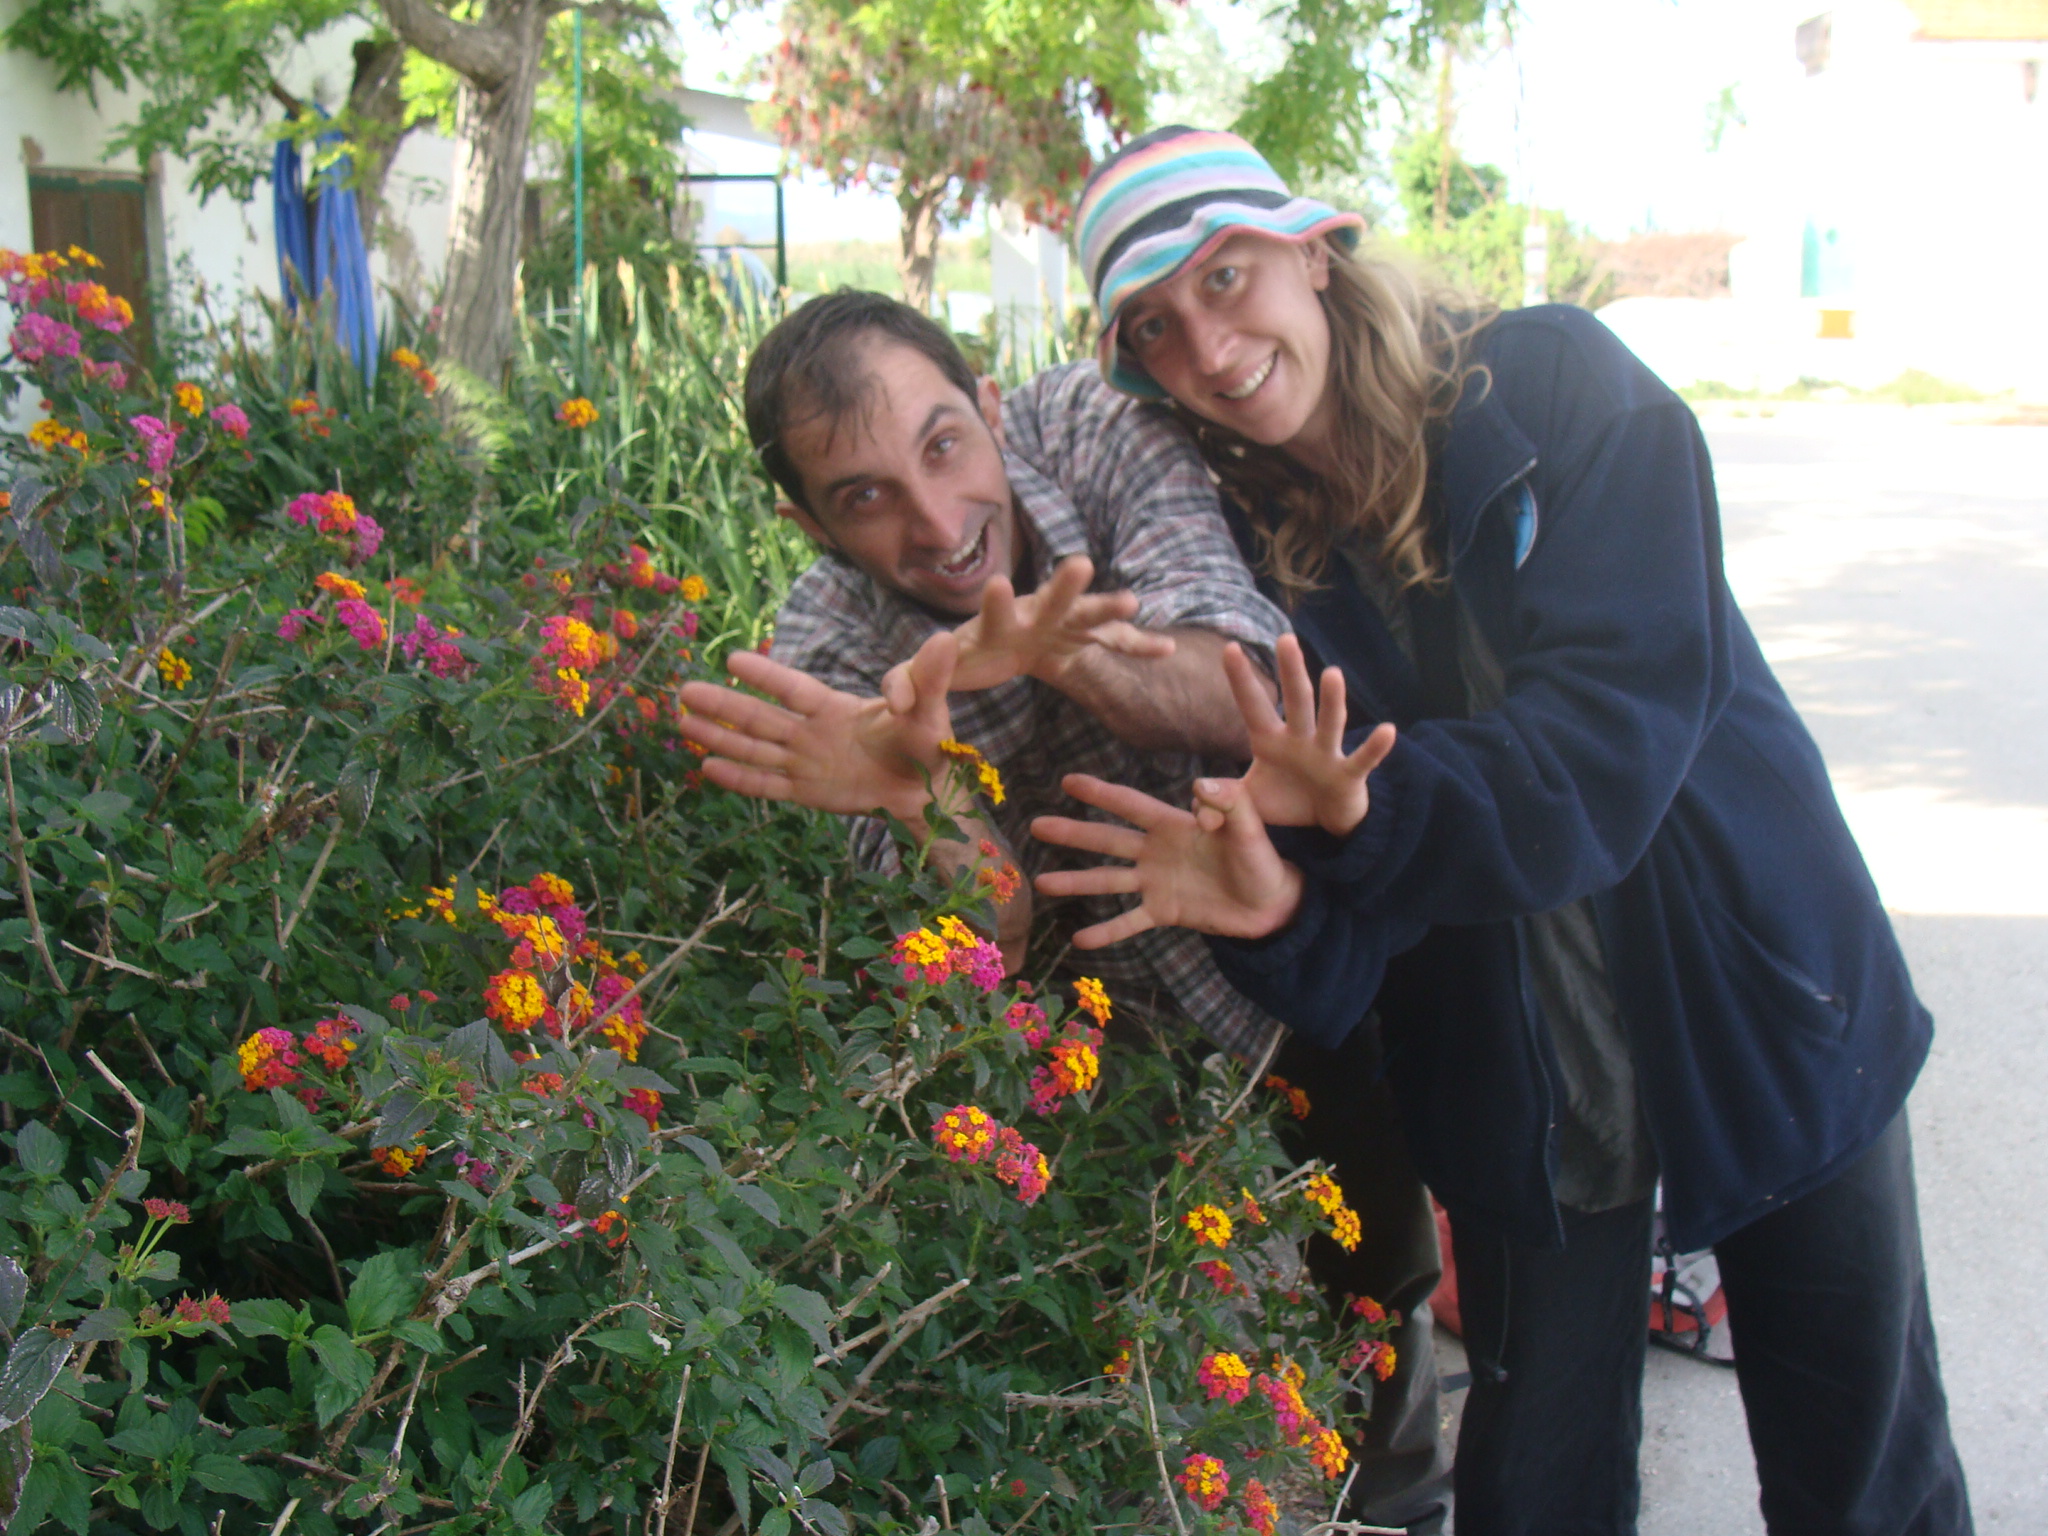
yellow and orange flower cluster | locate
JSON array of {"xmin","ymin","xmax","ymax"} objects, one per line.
[
  {"xmin": 390, "ymin": 346, "xmax": 438, "ymax": 394},
  {"xmin": 556, "ymin": 396, "xmax": 599, "ymax": 428},
  {"xmin": 28, "ymin": 418, "xmax": 88, "ymax": 453},
  {"xmin": 889, "ymin": 917, "xmax": 1005, "ymax": 992},
  {"xmin": 931, "ymin": 1104, "xmax": 998, "ymax": 1163},
  {"xmin": 936, "ymin": 737, "xmax": 1006, "ymax": 805},
  {"xmin": 1265, "ymin": 1073, "xmax": 1311, "ymax": 1119},
  {"xmin": 373, "ymin": 1142, "xmax": 430, "ymax": 1177},
  {"xmin": 156, "ymin": 649, "xmax": 192, "ymax": 690},
  {"xmin": 1302, "ymin": 1171, "xmax": 1363, "ymax": 1253},
  {"xmin": 1177, "ymin": 1453, "xmax": 1228, "ymax": 1512},
  {"xmin": 1183, "ymin": 1203, "xmax": 1233, "ymax": 1248},
  {"xmin": 1072, "ymin": 976, "xmax": 1112, "ymax": 1028},
  {"xmin": 1196, "ymin": 1350, "xmax": 1251, "ymax": 1404},
  {"xmin": 445, "ymin": 874, "xmax": 654, "ymax": 1084},
  {"xmin": 929, "ymin": 1103, "xmax": 1051, "ymax": 1205},
  {"xmin": 173, "ymin": 381, "xmax": 204, "ymax": 416}
]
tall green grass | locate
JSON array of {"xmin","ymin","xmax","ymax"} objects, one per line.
[{"xmin": 498, "ymin": 261, "xmax": 815, "ymax": 654}]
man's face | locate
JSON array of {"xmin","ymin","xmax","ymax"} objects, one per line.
[{"xmin": 777, "ymin": 339, "xmax": 1017, "ymax": 618}]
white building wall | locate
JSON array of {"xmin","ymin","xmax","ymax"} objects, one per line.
[{"xmin": 2, "ymin": 13, "xmax": 453, "ymax": 322}]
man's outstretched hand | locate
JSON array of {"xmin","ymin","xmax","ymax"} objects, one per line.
[
  {"xmin": 678, "ymin": 630, "xmax": 961, "ymax": 822},
  {"xmin": 1228, "ymin": 636, "xmax": 1397, "ymax": 835},
  {"xmin": 1029, "ymin": 773, "xmax": 1304, "ymax": 946},
  {"xmin": 881, "ymin": 554, "xmax": 1173, "ymax": 703}
]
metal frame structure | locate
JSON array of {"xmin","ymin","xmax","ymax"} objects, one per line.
[{"xmin": 680, "ymin": 172, "xmax": 788, "ymax": 291}]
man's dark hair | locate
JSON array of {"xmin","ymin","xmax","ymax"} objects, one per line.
[{"xmin": 743, "ymin": 289, "xmax": 981, "ymax": 512}]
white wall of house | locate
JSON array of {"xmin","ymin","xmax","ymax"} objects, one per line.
[
  {"xmin": 2, "ymin": 12, "xmax": 454, "ymax": 328},
  {"xmin": 1604, "ymin": 0, "xmax": 2048, "ymax": 396}
]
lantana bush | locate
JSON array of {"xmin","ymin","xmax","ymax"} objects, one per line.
[{"xmin": 1, "ymin": 246, "xmax": 1395, "ymax": 1536}]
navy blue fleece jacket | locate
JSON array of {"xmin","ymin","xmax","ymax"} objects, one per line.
[{"xmin": 1210, "ymin": 306, "xmax": 1930, "ymax": 1251}]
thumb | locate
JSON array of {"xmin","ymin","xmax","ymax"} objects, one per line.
[
  {"xmin": 1192, "ymin": 775, "xmax": 1244, "ymax": 834},
  {"xmin": 880, "ymin": 658, "xmax": 916, "ymax": 715},
  {"xmin": 905, "ymin": 628, "xmax": 959, "ymax": 723}
]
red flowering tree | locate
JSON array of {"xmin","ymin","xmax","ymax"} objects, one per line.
[{"xmin": 759, "ymin": 0, "xmax": 1153, "ymax": 310}]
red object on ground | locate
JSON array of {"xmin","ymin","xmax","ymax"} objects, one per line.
[{"xmin": 1430, "ymin": 1201, "xmax": 1462, "ymax": 1336}]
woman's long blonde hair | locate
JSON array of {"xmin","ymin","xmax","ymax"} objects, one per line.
[{"xmin": 1175, "ymin": 245, "xmax": 1490, "ymax": 601}]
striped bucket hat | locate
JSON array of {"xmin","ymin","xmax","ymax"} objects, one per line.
[{"xmin": 1077, "ymin": 126, "xmax": 1363, "ymax": 398}]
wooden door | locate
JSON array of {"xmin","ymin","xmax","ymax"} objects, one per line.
[{"xmin": 28, "ymin": 172, "xmax": 156, "ymax": 364}]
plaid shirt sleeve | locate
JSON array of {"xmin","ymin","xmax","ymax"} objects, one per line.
[{"xmin": 1001, "ymin": 362, "xmax": 1290, "ymax": 668}]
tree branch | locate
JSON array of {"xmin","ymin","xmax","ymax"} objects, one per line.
[{"xmin": 375, "ymin": 0, "xmax": 520, "ymax": 90}]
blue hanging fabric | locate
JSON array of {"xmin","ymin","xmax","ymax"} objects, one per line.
[
  {"xmin": 308, "ymin": 115, "xmax": 378, "ymax": 387},
  {"xmin": 272, "ymin": 136, "xmax": 313, "ymax": 311}
]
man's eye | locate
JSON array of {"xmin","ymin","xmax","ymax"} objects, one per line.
[
  {"xmin": 845, "ymin": 485, "xmax": 880, "ymax": 512},
  {"xmin": 930, "ymin": 433, "xmax": 956, "ymax": 458}
]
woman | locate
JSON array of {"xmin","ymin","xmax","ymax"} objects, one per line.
[{"xmin": 1032, "ymin": 126, "xmax": 1971, "ymax": 1536}]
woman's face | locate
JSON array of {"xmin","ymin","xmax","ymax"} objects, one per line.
[{"xmin": 1116, "ymin": 233, "xmax": 1337, "ymax": 462}]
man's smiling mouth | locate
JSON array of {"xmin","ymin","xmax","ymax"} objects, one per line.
[
  {"xmin": 936, "ymin": 523, "xmax": 989, "ymax": 577},
  {"xmin": 1220, "ymin": 354, "xmax": 1276, "ymax": 401}
]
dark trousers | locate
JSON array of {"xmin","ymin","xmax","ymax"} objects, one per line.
[
  {"xmin": 1279, "ymin": 1029, "xmax": 1453, "ymax": 1534},
  {"xmin": 1450, "ymin": 1111, "xmax": 1972, "ymax": 1536}
]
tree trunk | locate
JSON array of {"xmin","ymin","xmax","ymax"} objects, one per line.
[
  {"xmin": 346, "ymin": 36, "xmax": 413, "ymax": 254},
  {"xmin": 898, "ymin": 184, "xmax": 945, "ymax": 314},
  {"xmin": 379, "ymin": 0, "xmax": 555, "ymax": 388}
]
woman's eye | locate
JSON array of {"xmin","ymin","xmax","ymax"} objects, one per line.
[
  {"xmin": 1204, "ymin": 265, "xmax": 1238, "ymax": 294},
  {"xmin": 1127, "ymin": 315, "xmax": 1165, "ymax": 349}
]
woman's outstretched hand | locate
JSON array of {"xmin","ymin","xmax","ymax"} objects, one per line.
[
  {"xmin": 1030, "ymin": 773, "xmax": 1304, "ymax": 946},
  {"xmin": 1229, "ymin": 635, "xmax": 1397, "ymax": 836}
]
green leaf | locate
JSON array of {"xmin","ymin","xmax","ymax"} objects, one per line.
[
  {"xmin": 190, "ymin": 1453, "xmax": 278, "ymax": 1500},
  {"xmin": 389, "ymin": 1319, "xmax": 443, "ymax": 1354},
  {"xmin": 308, "ymin": 1325, "xmax": 374, "ymax": 1395},
  {"xmin": 771, "ymin": 1286, "xmax": 832, "ymax": 1353},
  {"xmin": 345, "ymin": 1250, "xmax": 418, "ymax": 1336},
  {"xmin": 837, "ymin": 935, "xmax": 886, "ymax": 960},
  {"xmin": 12, "ymin": 1121, "xmax": 66, "ymax": 1179},
  {"xmin": 758, "ymin": 1508, "xmax": 790, "ymax": 1536},
  {"xmin": 586, "ymin": 1328, "xmax": 663, "ymax": 1363},
  {"xmin": 796, "ymin": 1458, "xmax": 834, "ymax": 1496},
  {"xmin": 70, "ymin": 1307, "xmax": 131, "ymax": 1344},
  {"xmin": 285, "ymin": 1159, "xmax": 322, "ymax": 1219},
  {"xmin": 0, "ymin": 1258, "xmax": 25, "ymax": 1333},
  {"xmin": 0, "ymin": 1328, "xmax": 73, "ymax": 1428},
  {"xmin": 0, "ymin": 1419, "xmax": 32, "ymax": 1534},
  {"xmin": 508, "ymin": 1480, "xmax": 553, "ymax": 1531},
  {"xmin": 376, "ymin": 1090, "xmax": 437, "ymax": 1149},
  {"xmin": 337, "ymin": 758, "xmax": 379, "ymax": 830},
  {"xmin": 230, "ymin": 1298, "xmax": 306, "ymax": 1341},
  {"xmin": 73, "ymin": 790, "xmax": 132, "ymax": 829}
]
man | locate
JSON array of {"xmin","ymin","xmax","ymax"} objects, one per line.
[{"xmin": 676, "ymin": 289, "xmax": 1452, "ymax": 1533}]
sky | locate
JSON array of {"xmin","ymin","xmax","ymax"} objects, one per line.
[{"xmin": 665, "ymin": 0, "xmax": 1824, "ymax": 246}]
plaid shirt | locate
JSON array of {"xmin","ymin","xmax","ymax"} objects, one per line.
[{"xmin": 772, "ymin": 361, "xmax": 1290, "ymax": 1059}]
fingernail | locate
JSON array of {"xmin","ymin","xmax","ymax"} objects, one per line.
[{"xmin": 1196, "ymin": 779, "xmax": 1218, "ymax": 795}]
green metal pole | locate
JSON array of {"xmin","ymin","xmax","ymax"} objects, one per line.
[{"xmin": 572, "ymin": 7, "xmax": 586, "ymax": 367}]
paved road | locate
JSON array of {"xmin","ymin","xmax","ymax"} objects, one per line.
[
  {"xmin": 1639, "ymin": 404, "xmax": 2048, "ymax": 1534},
  {"xmin": 1442, "ymin": 403, "xmax": 2048, "ymax": 1532}
]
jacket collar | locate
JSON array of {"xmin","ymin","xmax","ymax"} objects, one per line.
[{"xmin": 1438, "ymin": 369, "xmax": 1539, "ymax": 565}]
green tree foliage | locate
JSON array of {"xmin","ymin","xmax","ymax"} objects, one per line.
[
  {"xmin": 1389, "ymin": 129, "xmax": 1606, "ymax": 308},
  {"xmin": 759, "ymin": 0, "xmax": 1153, "ymax": 309},
  {"xmin": 0, "ymin": 1, "xmax": 413, "ymax": 234},
  {"xmin": 1232, "ymin": 0, "xmax": 1497, "ymax": 191}
]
